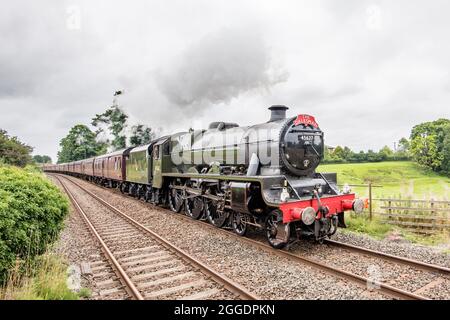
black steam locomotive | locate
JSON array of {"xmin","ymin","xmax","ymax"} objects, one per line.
[{"xmin": 45, "ymin": 106, "xmax": 364, "ymax": 248}]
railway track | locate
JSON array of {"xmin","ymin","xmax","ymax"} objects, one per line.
[
  {"xmin": 169, "ymin": 216, "xmax": 432, "ymax": 300},
  {"xmin": 56, "ymin": 174, "xmax": 448, "ymax": 300},
  {"xmin": 55, "ymin": 174, "xmax": 259, "ymax": 300},
  {"xmin": 324, "ymin": 239, "xmax": 450, "ymax": 276}
]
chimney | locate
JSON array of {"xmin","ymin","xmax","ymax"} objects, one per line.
[{"xmin": 268, "ymin": 105, "xmax": 289, "ymax": 122}]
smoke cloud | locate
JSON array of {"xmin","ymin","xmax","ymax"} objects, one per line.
[{"xmin": 155, "ymin": 27, "xmax": 289, "ymax": 109}]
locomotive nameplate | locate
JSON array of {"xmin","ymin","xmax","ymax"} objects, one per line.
[{"xmin": 293, "ymin": 114, "xmax": 319, "ymax": 128}]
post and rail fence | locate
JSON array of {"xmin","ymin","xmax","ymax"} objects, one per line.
[{"xmin": 337, "ymin": 183, "xmax": 450, "ymax": 234}]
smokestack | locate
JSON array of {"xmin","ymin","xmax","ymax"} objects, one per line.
[{"xmin": 268, "ymin": 105, "xmax": 289, "ymax": 122}]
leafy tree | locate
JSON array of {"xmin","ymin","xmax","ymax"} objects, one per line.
[
  {"xmin": 0, "ymin": 129, "xmax": 33, "ymax": 167},
  {"xmin": 331, "ymin": 146, "xmax": 345, "ymax": 162},
  {"xmin": 57, "ymin": 125, "xmax": 107, "ymax": 163},
  {"xmin": 342, "ymin": 146, "xmax": 354, "ymax": 161},
  {"xmin": 366, "ymin": 149, "xmax": 382, "ymax": 162},
  {"xmin": 352, "ymin": 151, "xmax": 368, "ymax": 162},
  {"xmin": 398, "ymin": 137, "xmax": 410, "ymax": 152},
  {"xmin": 92, "ymin": 106, "xmax": 128, "ymax": 151},
  {"xmin": 410, "ymin": 119, "xmax": 450, "ymax": 173},
  {"xmin": 394, "ymin": 137, "xmax": 411, "ymax": 160},
  {"xmin": 33, "ymin": 155, "xmax": 52, "ymax": 164},
  {"xmin": 129, "ymin": 124, "xmax": 155, "ymax": 146},
  {"xmin": 379, "ymin": 145, "xmax": 393, "ymax": 161},
  {"xmin": 442, "ymin": 126, "xmax": 450, "ymax": 175},
  {"xmin": 323, "ymin": 146, "xmax": 332, "ymax": 162}
]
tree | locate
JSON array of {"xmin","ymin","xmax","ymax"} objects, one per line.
[
  {"xmin": 92, "ymin": 106, "xmax": 128, "ymax": 151},
  {"xmin": 366, "ymin": 149, "xmax": 382, "ymax": 162},
  {"xmin": 410, "ymin": 119, "xmax": 450, "ymax": 173},
  {"xmin": 342, "ymin": 146, "xmax": 354, "ymax": 161},
  {"xmin": 379, "ymin": 145, "xmax": 393, "ymax": 161},
  {"xmin": 398, "ymin": 137, "xmax": 410, "ymax": 152},
  {"xmin": 57, "ymin": 125, "xmax": 107, "ymax": 163},
  {"xmin": 129, "ymin": 124, "xmax": 155, "ymax": 146},
  {"xmin": 332, "ymin": 146, "xmax": 345, "ymax": 161},
  {"xmin": 394, "ymin": 137, "xmax": 411, "ymax": 160},
  {"xmin": 0, "ymin": 129, "xmax": 33, "ymax": 167},
  {"xmin": 442, "ymin": 125, "xmax": 450, "ymax": 175},
  {"xmin": 33, "ymin": 155, "xmax": 52, "ymax": 164}
]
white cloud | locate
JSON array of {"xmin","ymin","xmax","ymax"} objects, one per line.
[{"xmin": 0, "ymin": 0, "xmax": 449, "ymax": 161}]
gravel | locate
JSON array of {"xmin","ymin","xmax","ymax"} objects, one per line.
[
  {"xmin": 63, "ymin": 176, "xmax": 390, "ymax": 300},
  {"xmin": 51, "ymin": 174, "xmax": 450, "ymax": 300},
  {"xmin": 49, "ymin": 176, "xmax": 127, "ymax": 300},
  {"xmin": 288, "ymin": 241, "xmax": 448, "ymax": 298},
  {"xmin": 55, "ymin": 176, "xmax": 237, "ymax": 300},
  {"xmin": 334, "ymin": 231, "xmax": 450, "ymax": 268}
]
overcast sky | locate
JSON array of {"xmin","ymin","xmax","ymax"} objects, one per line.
[{"xmin": 1, "ymin": 0, "xmax": 449, "ymax": 162}]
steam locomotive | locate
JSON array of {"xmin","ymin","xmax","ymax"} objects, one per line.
[{"xmin": 45, "ymin": 106, "xmax": 364, "ymax": 248}]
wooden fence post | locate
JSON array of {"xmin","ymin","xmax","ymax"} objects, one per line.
[
  {"xmin": 430, "ymin": 200, "xmax": 436, "ymax": 231},
  {"xmin": 369, "ymin": 182, "xmax": 373, "ymax": 220}
]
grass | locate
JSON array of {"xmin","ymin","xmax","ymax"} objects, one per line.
[
  {"xmin": 343, "ymin": 214, "xmax": 393, "ymax": 239},
  {"xmin": 318, "ymin": 162, "xmax": 450, "ymax": 247},
  {"xmin": 402, "ymin": 231, "xmax": 450, "ymax": 247},
  {"xmin": 1, "ymin": 254, "xmax": 89, "ymax": 300},
  {"xmin": 318, "ymin": 161, "xmax": 450, "ymax": 200},
  {"xmin": 342, "ymin": 213, "xmax": 450, "ymax": 248}
]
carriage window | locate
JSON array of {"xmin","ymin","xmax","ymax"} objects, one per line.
[{"xmin": 154, "ymin": 145, "xmax": 160, "ymax": 160}]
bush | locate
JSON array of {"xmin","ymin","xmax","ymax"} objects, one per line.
[{"xmin": 0, "ymin": 165, "xmax": 69, "ymax": 284}]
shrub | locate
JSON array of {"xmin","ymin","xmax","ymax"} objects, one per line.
[{"xmin": 0, "ymin": 165, "xmax": 69, "ymax": 284}]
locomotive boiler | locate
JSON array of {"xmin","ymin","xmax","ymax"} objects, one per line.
[{"xmin": 45, "ymin": 106, "xmax": 365, "ymax": 249}]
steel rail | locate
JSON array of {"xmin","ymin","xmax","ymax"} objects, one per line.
[
  {"xmin": 56, "ymin": 174, "xmax": 259, "ymax": 301},
  {"xmin": 56, "ymin": 174, "xmax": 430, "ymax": 300},
  {"xmin": 55, "ymin": 175, "xmax": 144, "ymax": 300},
  {"xmin": 324, "ymin": 239, "xmax": 450, "ymax": 276},
  {"xmin": 172, "ymin": 214, "xmax": 430, "ymax": 300}
]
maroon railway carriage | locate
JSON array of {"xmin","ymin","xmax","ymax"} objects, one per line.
[
  {"xmin": 92, "ymin": 148, "xmax": 133, "ymax": 187},
  {"xmin": 73, "ymin": 161, "xmax": 83, "ymax": 175},
  {"xmin": 93, "ymin": 156, "xmax": 106, "ymax": 180},
  {"xmin": 83, "ymin": 157, "xmax": 95, "ymax": 177}
]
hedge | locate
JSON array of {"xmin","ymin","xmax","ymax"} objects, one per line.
[{"xmin": 0, "ymin": 165, "xmax": 68, "ymax": 284}]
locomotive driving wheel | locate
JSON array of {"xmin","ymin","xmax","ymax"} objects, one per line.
[
  {"xmin": 232, "ymin": 212, "xmax": 248, "ymax": 236},
  {"xmin": 185, "ymin": 196, "xmax": 204, "ymax": 219},
  {"xmin": 205, "ymin": 198, "xmax": 228, "ymax": 228},
  {"xmin": 143, "ymin": 187, "xmax": 152, "ymax": 202},
  {"xmin": 266, "ymin": 209, "xmax": 290, "ymax": 249},
  {"xmin": 168, "ymin": 183, "xmax": 184, "ymax": 213}
]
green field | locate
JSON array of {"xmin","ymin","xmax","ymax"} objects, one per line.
[{"xmin": 318, "ymin": 161, "xmax": 450, "ymax": 200}]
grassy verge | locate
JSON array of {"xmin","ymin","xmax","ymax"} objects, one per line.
[
  {"xmin": 344, "ymin": 214, "xmax": 393, "ymax": 239},
  {"xmin": 318, "ymin": 161, "xmax": 450, "ymax": 200},
  {"xmin": 318, "ymin": 161, "xmax": 449, "ymax": 248},
  {"xmin": 343, "ymin": 214, "xmax": 449, "ymax": 248},
  {"xmin": 1, "ymin": 253, "xmax": 89, "ymax": 300}
]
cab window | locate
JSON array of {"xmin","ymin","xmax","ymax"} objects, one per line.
[{"xmin": 154, "ymin": 145, "xmax": 160, "ymax": 160}]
